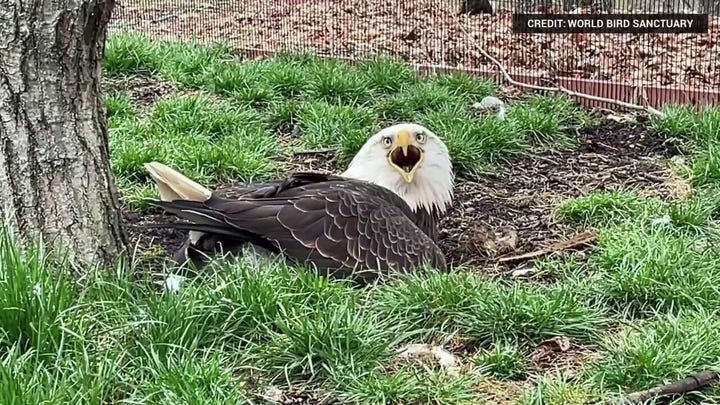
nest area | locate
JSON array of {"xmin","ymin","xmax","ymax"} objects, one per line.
[{"xmin": 125, "ymin": 116, "xmax": 682, "ymax": 273}]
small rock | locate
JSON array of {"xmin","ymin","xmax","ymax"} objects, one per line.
[
  {"xmin": 472, "ymin": 96, "xmax": 506, "ymax": 120},
  {"xmin": 496, "ymin": 226, "xmax": 518, "ymax": 253},
  {"xmin": 468, "ymin": 224, "xmax": 517, "ymax": 256}
]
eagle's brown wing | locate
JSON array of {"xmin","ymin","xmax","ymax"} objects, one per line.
[{"xmin": 147, "ymin": 174, "xmax": 446, "ymax": 284}]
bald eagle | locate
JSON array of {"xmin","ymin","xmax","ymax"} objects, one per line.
[{"xmin": 144, "ymin": 123, "xmax": 455, "ymax": 283}]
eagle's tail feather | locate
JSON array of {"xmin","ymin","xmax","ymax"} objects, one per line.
[
  {"xmin": 137, "ymin": 222, "xmax": 244, "ymax": 239},
  {"xmin": 145, "ymin": 199, "xmax": 226, "ymax": 227},
  {"xmin": 144, "ymin": 161, "xmax": 212, "ymax": 202},
  {"xmin": 143, "ymin": 198, "xmax": 281, "ymax": 258}
]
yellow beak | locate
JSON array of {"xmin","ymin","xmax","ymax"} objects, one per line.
[
  {"xmin": 399, "ymin": 170, "xmax": 415, "ymax": 183},
  {"xmin": 396, "ymin": 130, "xmax": 410, "ymax": 157},
  {"xmin": 389, "ymin": 130, "xmax": 422, "ymax": 183}
]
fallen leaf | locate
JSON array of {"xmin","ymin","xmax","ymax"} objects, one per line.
[{"xmin": 531, "ymin": 336, "xmax": 573, "ymax": 364}]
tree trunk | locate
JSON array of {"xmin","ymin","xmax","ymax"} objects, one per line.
[{"xmin": 0, "ymin": 0, "xmax": 128, "ymax": 266}]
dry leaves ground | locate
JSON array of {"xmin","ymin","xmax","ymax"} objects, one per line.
[{"xmin": 110, "ymin": 0, "xmax": 720, "ymax": 89}]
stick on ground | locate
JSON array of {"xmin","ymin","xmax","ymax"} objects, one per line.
[
  {"xmin": 498, "ymin": 229, "xmax": 597, "ymax": 264},
  {"xmin": 603, "ymin": 369, "xmax": 720, "ymax": 404},
  {"xmin": 292, "ymin": 148, "xmax": 337, "ymax": 156}
]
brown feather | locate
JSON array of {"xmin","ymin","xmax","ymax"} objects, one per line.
[{"xmin": 145, "ymin": 174, "xmax": 446, "ymax": 284}]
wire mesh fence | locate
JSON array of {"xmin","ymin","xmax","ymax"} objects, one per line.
[{"xmin": 109, "ymin": 0, "xmax": 719, "ymax": 109}]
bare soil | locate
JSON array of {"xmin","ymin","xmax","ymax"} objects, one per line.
[
  {"xmin": 438, "ymin": 116, "xmax": 682, "ymax": 271},
  {"xmin": 104, "ymin": 76, "xmax": 179, "ymax": 107}
]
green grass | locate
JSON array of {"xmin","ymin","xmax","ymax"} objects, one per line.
[
  {"xmin": 554, "ymin": 190, "xmax": 663, "ymax": 227},
  {"xmin": 104, "ymin": 34, "xmax": 163, "ymax": 77},
  {"xmin": 105, "ymin": 92, "xmax": 137, "ymax": 123},
  {"xmin": 588, "ymin": 309, "xmax": 720, "ymax": 391},
  {"xmin": 104, "ymin": 33, "xmax": 592, "ymax": 191},
  {"xmin": 108, "ymin": 94, "xmax": 280, "ymax": 204},
  {"xmin": 357, "ymin": 56, "xmax": 420, "ymax": 94},
  {"xmin": 22, "ymin": 34, "xmax": 706, "ymax": 402},
  {"xmin": 473, "ymin": 340, "xmax": 529, "ymax": 380},
  {"xmin": 508, "ymin": 93, "xmax": 591, "ymax": 148},
  {"xmin": 373, "ymin": 270, "xmax": 606, "ymax": 347},
  {"xmin": 0, "ymin": 225, "xmax": 488, "ymax": 403},
  {"xmin": 519, "ymin": 371, "xmax": 599, "ymax": 405},
  {"xmin": 295, "ymin": 100, "xmax": 385, "ymax": 161},
  {"xmin": 589, "ymin": 224, "xmax": 720, "ymax": 316},
  {"xmin": 335, "ymin": 368, "xmax": 482, "ymax": 404},
  {"xmin": 651, "ymin": 104, "xmax": 720, "ymax": 186}
]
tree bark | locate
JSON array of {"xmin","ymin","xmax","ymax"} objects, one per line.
[{"xmin": 0, "ymin": 0, "xmax": 128, "ymax": 266}]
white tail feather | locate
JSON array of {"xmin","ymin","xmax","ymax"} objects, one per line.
[{"xmin": 144, "ymin": 162, "xmax": 212, "ymax": 202}]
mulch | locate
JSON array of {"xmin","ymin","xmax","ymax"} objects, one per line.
[{"xmin": 437, "ymin": 116, "xmax": 683, "ymax": 271}]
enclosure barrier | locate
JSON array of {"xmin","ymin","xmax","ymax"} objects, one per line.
[{"xmin": 109, "ymin": 0, "xmax": 720, "ymax": 110}]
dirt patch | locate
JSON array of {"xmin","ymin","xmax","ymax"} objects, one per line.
[
  {"xmin": 124, "ymin": 211, "xmax": 186, "ymax": 267},
  {"xmin": 103, "ymin": 76, "xmax": 179, "ymax": 106},
  {"xmin": 285, "ymin": 150, "xmax": 346, "ymax": 174},
  {"xmin": 473, "ymin": 378, "xmax": 532, "ymax": 405},
  {"xmin": 528, "ymin": 337, "xmax": 602, "ymax": 375},
  {"xmin": 437, "ymin": 117, "xmax": 682, "ymax": 271},
  {"xmin": 122, "ymin": 117, "xmax": 683, "ymax": 273}
]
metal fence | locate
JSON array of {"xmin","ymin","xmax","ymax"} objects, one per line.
[{"xmin": 109, "ymin": 0, "xmax": 720, "ymax": 110}]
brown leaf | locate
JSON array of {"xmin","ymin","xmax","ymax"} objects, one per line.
[{"xmin": 530, "ymin": 336, "xmax": 573, "ymax": 364}]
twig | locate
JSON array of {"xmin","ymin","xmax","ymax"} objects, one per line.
[
  {"xmin": 152, "ymin": 13, "xmax": 179, "ymax": 23},
  {"xmin": 602, "ymin": 369, "xmax": 720, "ymax": 404},
  {"xmin": 498, "ymin": 229, "xmax": 597, "ymax": 264},
  {"xmin": 292, "ymin": 148, "xmax": 337, "ymax": 156},
  {"xmin": 452, "ymin": 16, "xmax": 666, "ymax": 118}
]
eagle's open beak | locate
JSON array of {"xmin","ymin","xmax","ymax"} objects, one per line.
[{"xmin": 388, "ymin": 130, "xmax": 424, "ymax": 183}]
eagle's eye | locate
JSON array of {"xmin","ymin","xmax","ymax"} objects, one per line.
[
  {"xmin": 381, "ymin": 136, "xmax": 393, "ymax": 148},
  {"xmin": 415, "ymin": 132, "xmax": 426, "ymax": 143}
]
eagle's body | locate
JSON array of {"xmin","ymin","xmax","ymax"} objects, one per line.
[{"xmin": 145, "ymin": 123, "xmax": 455, "ymax": 284}]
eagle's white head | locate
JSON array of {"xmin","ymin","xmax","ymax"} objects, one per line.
[{"xmin": 341, "ymin": 123, "xmax": 455, "ymax": 215}]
